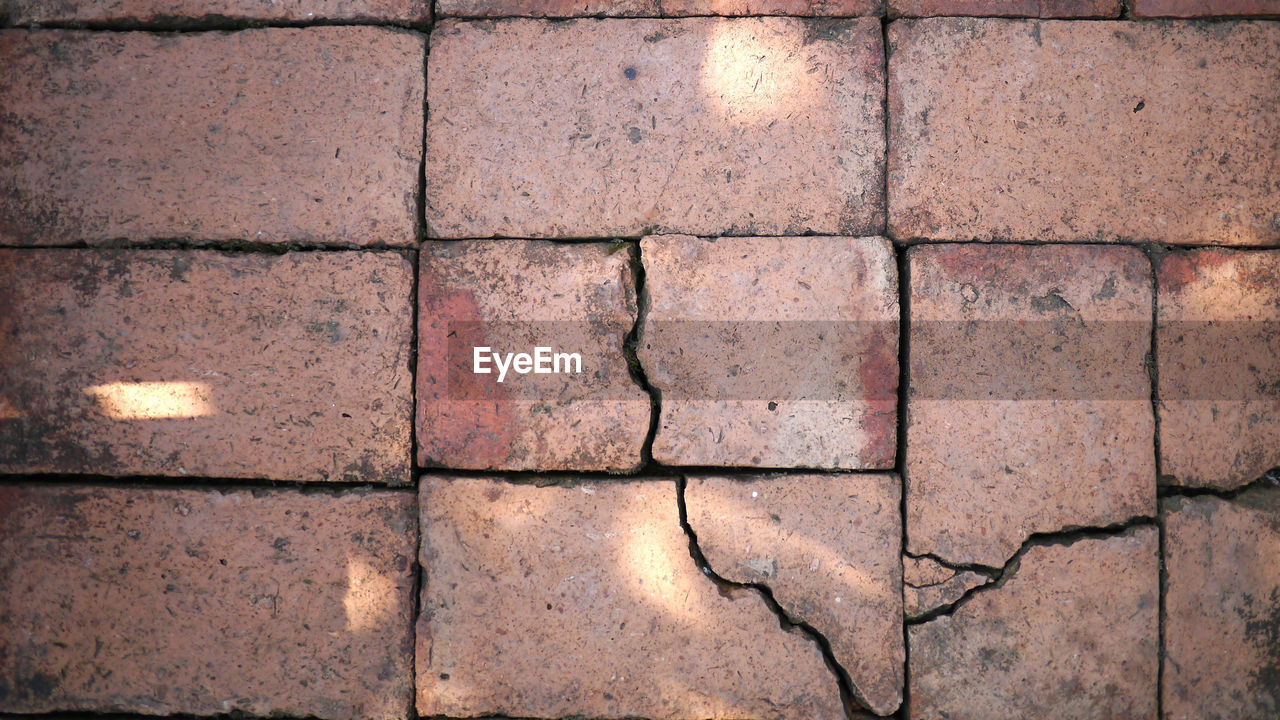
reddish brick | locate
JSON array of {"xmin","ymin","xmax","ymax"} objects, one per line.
[
  {"xmin": 909, "ymin": 528, "xmax": 1159, "ymax": 720},
  {"xmin": 0, "ymin": 28, "xmax": 423, "ymax": 246},
  {"xmin": 685, "ymin": 473, "xmax": 904, "ymax": 715},
  {"xmin": 416, "ymin": 476, "xmax": 845, "ymax": 719},
  {"xmin": 0, "ymin": 0, "xmax": 431, "ymax": 23},
  {"xmin": 1163, "ymin": 489, "xmax": 1280, "ymax": 720},
  {"xmin": 417, "ymin": 240, "xmax": 649, "ymax": 471},
  {"xmin": 0, "ymin": 250, "xmax": 413, "ymax": 483},
  {"xmin": 439, "ymin": 1, "xmax": 879, "ymax": 16},
  {"xmin": 903, "ymin": 555, "xmax": 990, "ymax": 619},
  {"xmin": 890, "ymin": 0, "xmax": 1120, "ymax": 15},
  {"xmin": 1157, "ymin": 249, "xmax": 1280, "ymax": 490},
  {"xmin": 0, "ymin": 484, "xmax": 416, "ymax": 718},
  {"xmin": 425, "ymin": 18, "xmax": 885, "ymax": 238},
  {"xmin": 906, "ymin": 244, "xmax": 1154, "ymax": 567},
  {"xmin": 889, "ymin": 19, "xmax": 1280, "ymax": 245},
  {"xmin": 1134, "ymin": 0, "xmax": 1280, "ymax": 16},
  {"xmin": 639, "ymin": 235, "xmax": 898, "ymax": 468}
]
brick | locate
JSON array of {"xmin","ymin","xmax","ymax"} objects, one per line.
[
  {"xmin": 0, "ymin": 28, "xmax": 423, "ymax": 246},
  {"xmin": 890, "ymin": 0, "xmax": 1120, "ymax": 15},
  {"xmin": 0, "ymin": 0, "xmax": 430, "ymax": 23},
  {"xmin": 425, "ymin": 17, "xmax": 885, "ymax": 238},
  {"xmin": 1163, "ymin": 489, "xmax": 1280, "ymax": 720},
  {"xmin": 906, "ymin": 244, "xmax": 1154, "ymax": 566},
  {"xmin": 0, "ymin": 484, "xmax": 416, "ymax": 718},
  {"xmin": 639, "ymin": 235, "xmax": 898, "ymax": 468},
  {"xmin": 903, "ymin": 555, "xmax": 990, "ymax": 619},
  {"xmin": 685, "ymin": 473, "xmax": 903, "ymax": 715},
  {"xmin": 439, "ymin": 1, "xmax": 879, "ymax": 16},
  {"xmin": 416, "ymin": 476, "xmax": 845, "ymax": 719},
  {"xmin": 1134, "ymin": 0, "xmax": 1280, "ymax": 17},
  {"xmin": 889, "ymin": 19, "xmax": 1280, "ymax": 245},
  {"xmin": 1156, "ymin": 249, "xmax": 1280, "ymax": 490},
  {"xmin": 909, "ymin": 528, "xmax": 1159, "ymax": 720},
  {"xmin": 417, "ymin": 240, "xmax": 649, "ymax": 471},
  {"xmin": 0, "ymin": 250, "xmax": 413, "ymax": 483}
]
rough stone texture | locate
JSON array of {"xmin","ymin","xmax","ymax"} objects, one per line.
[
  {"xmin": 1163, "ymin": 488, "xmax": 1280, "ymax": 720},
  {"xmin": 906, "ymin": 244, "xmax": 1154, "ymax": 567},
  {"xmin": 1156, "ymin": 249, "xmax": 1280, "ymax": 490},
  {"xmin": 889, "ymin": 19, "xmax": 1280, "ymax": 245},
  {"xmin": 0, "ymin": 250, "xmax": 413, "ymax": 483},
  {"xmin": 0, "ymin": 28, "xmax": 423, "ymax": 246},
  {"xmin": 909, "ymin": 528, "xmax": 1159, "ymax": 720},
  {"xmin": 0, "ymin": 484, "xmax": 416, "ymax": 718},
  {"xmin": 417, "ymin": 241, "xmax": 649, "ymax": 471},
  {"xmin": 1134, "ymin": 0, "xmax": 1280, "ymax": 16},
  {"xmin": 439, "ymin": 0, "xmax": 880, "ymax": 16},
  {"xmin": 425, "ymin": 17, "xmax": 885, "ymax": 238},
  {"xmin": 685, "ymin": 473, "xmax": 903, "ymax": 715},
  {"xmin": 416, "ymin": 476, "xmax": 845, "ymax": 719},
  {"xmin": 640, "ymin": 235, "xmax": 898, "ymax": 469},
  {"xmin": 0, "ymin": 0, "xmax": 431, "ymax": 23},
  {"xmin": 890, "ymin": 0, "xmax": 1120, "ymax": 15},
  {"xmin": 903, "ymin": 555, "xmax": 991, "ymax": 619}
]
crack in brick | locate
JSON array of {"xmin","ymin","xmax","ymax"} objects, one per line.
[
  {"xmin": 1159, "ymin": 467, "xmax": 1280, "ymax": 501},
  {"xmin": 906, "ymin": 518, "xmax": 1157, "ymax": 626},
  {"xmin": 623, "ymin": 241, "xmax": 663, "ymax": 466},
  {"xmin": 675, "ymin": 476, "xmax": 877, "ymax": 719}
]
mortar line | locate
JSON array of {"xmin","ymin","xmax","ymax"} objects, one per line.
[{"xmin": 2, "ymin": 18, "xmax": 431, "ymax": 32}]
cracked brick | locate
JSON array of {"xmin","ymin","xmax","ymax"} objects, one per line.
[
  {"xmin": 0, "ymin": 250, "xmax": 414, "ymax": 483},
  {"xmin": 416, "ymin": 476, "xmax": 845, "ymax": 719},
  {"xmin": 0, "ymin": 28, "xmax": 423, "ymax": 246},
  {"xmin": 908, "ymin": 527, "xmax": 1159, "ymax": 720},
  {"xmin": 684, "ymin": 473, "xmax": 904, "ymax": 715},
  {"xmin": 1156, "ymin": 249, "xmax": 1280, "ymax": 490},
  {"xmin": 416, "ymin": 240, "xmax": 650, "ymax": 471},
  {"xmin": 906, "ymin": 244, "xmax": 1154, "ymax": 567},
  {"xmin": 889, "ymin": 19, "xmax": 1280, "ymax": 244},
  {"xmin": 0, "ymin": 484, "xmax": 416, "ymax": 719},
  {"xmin": 424, "ymin": 17, "xmax": 885, "ymax": 238},
  {"xmin": 1163, "ymin": 487, "xmax": 1280, "ymax": 720},
  {"xmin": 903, "ymin": 555, "xmax": 991, "ymax": 620},
  {"xmin": 0, "ymin": 0, "xmax": 431, "ymax": 23},
  {"xmin": 640, "ymin": 235, "xmax": 898, "ymax": 468}
]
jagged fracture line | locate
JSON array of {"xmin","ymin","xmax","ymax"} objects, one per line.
[
  {"xmin": 622, "ymin": 241, "xmax": 662, "ymax": 465},
  {"xmin": 674, "ymin": 476, "xmax": 880, "ymax": 720},
  {"xmin": 905, "ymin": 517, "xmax": 1158, "ymax": 626}
]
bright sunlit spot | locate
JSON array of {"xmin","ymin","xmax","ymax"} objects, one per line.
[
  {"xmin": 701, "ymin": 22, "xmax": 812, "ymax": 121},
  {"xmin": 343, "ymin": 558, "xmax": 397, "ymax": 632},
  {"xmin": 623, "ymin": 512, "xmax": 699, "ymax": 622},
  {"xmin": 84, "ymin": 381, "xmax": 214, "ymax": 420}
]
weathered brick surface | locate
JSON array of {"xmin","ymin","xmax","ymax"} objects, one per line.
[
  {"xmin": 439, "ymin": 1, "xmax": 879, "ymax": 16},
  {"xmin": 0, "ymin": 28, "xmax": 423, "ymax": 246},
  {"xmin": 903, "ymin": 555, "xmax": 990, "ymax": 619},
  {"xmin": 425, "ymin": 18, "xmax": 885, "ymax": 238},
  {"xmin": 0, "ymin": 250, "xmax": 413, "ymax": 483},
  {"xmin": 1134, "ymin": 0, "xmax": 1280, "ymax": 16},
  {"xmin": 0, "ymin": 0, "xmax": 431, "ymax": 23},
  {"xmin": 909, "ymin": 528, "xmax": 1159, "ymax": 720},
  {"xmin": 417, "ymin": 240, "xmax": 649, "ymax": 471},
  {"xmin": 1157, "ymin": 249, "xmax": 1280, "ymax": 490},
  {"xmin": 685, "ymin": 473, "xmax": 903, "ymax": 715},
  {"xmin": 906, "ymin": 244, "xmax": 1154, "ymax": 567},
  {"xmin": 0, "ymin": 484, "xmax": 416, "ymax": 718},
  {"xmin": 639, "ymin": 235, "xmax": 898, "ymax": 468},
  {"xmin": 890, "ymin": 0, "xmax": 1120, "ymax": 15},
  {"xmin": 416, "ymin": 476, "xmax": 845, "ymax": 719},
  {"xmin": 889, "ymin": 19, "xmax": 1280, "ymax": 245},
  {"xmin": 1164, "ymin": 489, "xmax": 1280, "ymax": 720}
]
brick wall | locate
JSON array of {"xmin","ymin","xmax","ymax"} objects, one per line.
[{"xmin": 1, "ymin": 2, "xmax": 1278, "ymax": 719}]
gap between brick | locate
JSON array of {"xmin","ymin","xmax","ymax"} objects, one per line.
[
  {"xmin": 674, "ymin": 475, "xmax": 880, "ymax": 719},
  {"xmin": 905, "ymin": 518, "xmax": 1157, "ymax": 626}
]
